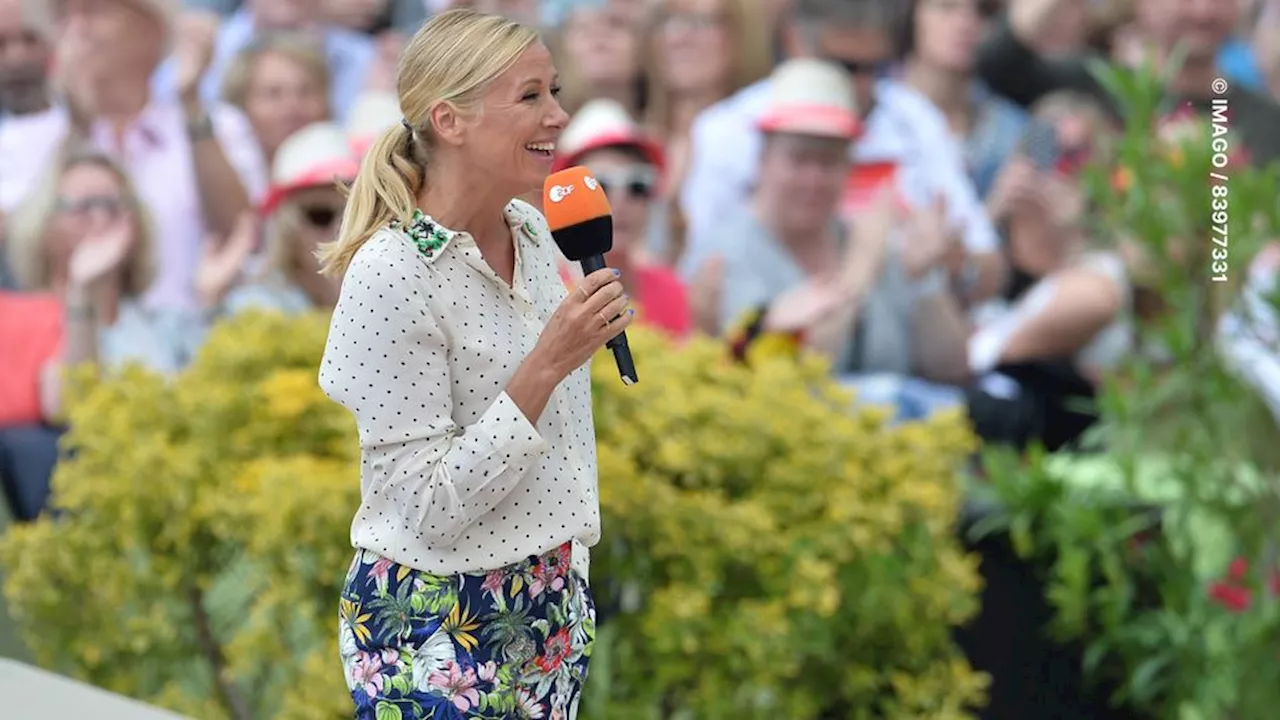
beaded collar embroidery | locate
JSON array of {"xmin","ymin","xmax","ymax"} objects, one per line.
[
  {"xmin": 392, "ymin": 203, "xmax": 543, "ymax": 259},
  {"xmin": 391, "ymin": 209, "xmax": 453, "ymax": 259}
]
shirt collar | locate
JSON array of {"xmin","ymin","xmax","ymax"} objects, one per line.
[{"xmin": 391, "ymin": 200, "xmax": 546, "ymax": 263}]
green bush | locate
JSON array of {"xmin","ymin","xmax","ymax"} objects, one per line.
[
  {"xmin": 1, "ymin": 312, "xmax": 986, "ymax": 719},
  {"xmin": 981, "ymin": 61, "xmax": 1280, "ymax": 718}
]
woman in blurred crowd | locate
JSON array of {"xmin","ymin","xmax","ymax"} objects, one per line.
[
  {"xmin": 552, "ymin": 0, "xmax": 647, "ymax": 118},
  {"xmin": 898, "ymin": 0, "xmax": 1027, "ymax": 199},
  {"xmin": 0, "ymin": 150, "xmax": 200, "ymax": 519},
  {"xmin": 554, "ymin": 99, "xmax": 691, "ymax": 337},
  {"xmin": 198, "ymin": 122, "xmax": 357, "ymax": 314},
  {"xmin": 318, "ymin": 10, "xmax": 627, "ymax": 718},
  {"xmin": 221, "ymin": 33, "xmax": 333, "ymax": 164},
  {"xmin": 644, "ymin": 0, "xmax": 772, "ymax": 260}
]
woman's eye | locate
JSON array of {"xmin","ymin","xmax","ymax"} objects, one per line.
[{"xmin": 550, "ymin": 86, "xmax": 562, "ymax": 98}]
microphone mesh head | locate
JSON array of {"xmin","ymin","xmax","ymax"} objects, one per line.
[{"xmin": 543, "ymin": 166, "xmax": 613, "ymax": 260}]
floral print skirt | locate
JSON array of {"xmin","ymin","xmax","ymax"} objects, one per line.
[{"xmin": 339, "ymin": 542, "xmax": 595, "ymax": 720}]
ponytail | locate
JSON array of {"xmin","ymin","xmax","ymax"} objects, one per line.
[{"xmin": 316, "ymin": 121, "xmax": 427, "ymax": 277}]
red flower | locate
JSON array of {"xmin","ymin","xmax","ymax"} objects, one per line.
[
  {"xmin": 1209, "ymin": 582, "xmax": 1253, "ymax": 612},
  {"xmin": 533, "ymin": 628, "xmax": 573, "ymax": 673},
  {"xmin": 1207, "ymin": 557, "xmax": 1280, "ymax": 613}
]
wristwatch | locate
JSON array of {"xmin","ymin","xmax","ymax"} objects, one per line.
[{"xmin": 185, "ymin": 108, "xmax": 214, "ymax": 142}]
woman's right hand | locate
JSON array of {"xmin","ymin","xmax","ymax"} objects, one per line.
[{"xmin": 534, "ymin": 268, "xmax": 634, "ymax": 378}]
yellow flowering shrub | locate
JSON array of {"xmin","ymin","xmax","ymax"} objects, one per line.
[
  {"xmin": 0, "ymin": 311, "xmax": 985, "ymax": 719},
  {"xmin": 584, "ymin": 332, "xmax": 986, "ymax": 719}
]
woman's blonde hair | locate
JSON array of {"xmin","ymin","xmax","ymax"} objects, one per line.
[
  {"xmin": 316, "ymin": 10, "xmax": 540, "ymax": 277},
  {"xmin": 5, "ymin": 145, "xmax": 156, "ymax": 296},
  {"xmin": 220, "ymin": 32, "xmax": 332, "ymax": 115}
]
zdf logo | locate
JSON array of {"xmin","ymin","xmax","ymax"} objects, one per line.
[{"xmin": 548, "ymin": 184, "xmax": 574, "ymax": 203}]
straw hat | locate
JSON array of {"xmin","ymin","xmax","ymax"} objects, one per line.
[
  {"xmin": 756, "ymin": 59, "xmax": 861, "ymax": 140},
  {"xmin": 261, "ymin": 122, "xmax": 361, "ymax": 214},
  {"xmin": 346, "ymin": 91, "xmax": 402, "ymax": 158},
  {"xmin": 552, "ymin": 98, "xmax": 666, "ymax": 174}
]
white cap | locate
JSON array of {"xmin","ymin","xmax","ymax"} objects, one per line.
[
  {"xmin": 262, "ymin": 122, "xmax": 360, "ymax": 214},
  {"xmin": 554, "ymin": 98, "xmax": 665, "ymax": 173},
  {"xmin": 757, "ymin": 59, "xmax": 861, "ymax": 139}
]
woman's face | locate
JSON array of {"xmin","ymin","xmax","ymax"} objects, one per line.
[
  {"xmin": 914, "ymin": 0, "xmax": 984, "ymax": 74},
  {"xmin": 455, "ymin": 42, "xmax": 570, "ymax": 197},
  {"xmin": 656, "ymin": 0, "xmax": 732, "ymax": 96},
  {"xmin": 564, "ymin": 7, "xmax": 639, "ymax": 87},
  {"xmin": 281, "ymin": 185, "xmax": 344, "ymax": 294},
  {"xmin": 244, "ymin": 51, "xmax": 329, "ymax": 158},
  {"xmin": 285, "ymin": 185, "xmax": 344, "ymax": 255},
  {"xmin": 49, "ymin": 162, "xmax": 128, "ymax": 276},
  {"xmin": 580, "ymin": 147, "xmax": 657, "ymax": 260}
]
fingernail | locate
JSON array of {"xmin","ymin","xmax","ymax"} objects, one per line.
[{"xmin": 613, "ymin": 269, "xmax": 621, "ymax": 276}]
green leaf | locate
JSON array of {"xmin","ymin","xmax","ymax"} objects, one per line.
[{"xmin": 375, "ymin": 700, "xmax": 404, "ymax": 720}]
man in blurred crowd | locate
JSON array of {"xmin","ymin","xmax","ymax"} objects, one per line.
[
  {"xmin": 0, "ymin": 0, "xmax": 265, "ymax": 310},
  {"xmin": 159, "ymin": 0, "xmax": 373, "ymax": 120},
  {"xmin": 980, "ymin": 0, "xmax": 1280, "ymax": 165},
  {"xmin": 0, "ymin": 0, "xmax": 50, "ymax": 119},
  {"xmin": 680, "ymin": 0, "xmax": 1006, "ymax": 323},
  {"xmin": 703, "ymin": 58, "xmax": 971, "ymax": 414}
]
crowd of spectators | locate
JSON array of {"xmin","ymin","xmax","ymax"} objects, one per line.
[{"xmin": 2, "ymin": 0, "xmax": 1280, "ymax": 521}]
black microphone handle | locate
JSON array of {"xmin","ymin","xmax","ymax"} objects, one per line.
[{"xmin": 578, "ymin": 254, "xmax": 639, "ymax": 385}]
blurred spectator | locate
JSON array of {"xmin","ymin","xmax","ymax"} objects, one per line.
[
  {"xmin": 322, "ymin": 0, "xmax": 390, "ymax": 33},
  {"xmin": 220, "ymin": 33, "xmax": 332, "ymax": 163},
  {"xmin": 682, "ymin": 0, "xmax": 1006, "ymax": 322},
  {"xmin": 552, "ymin": 0, "xmax": 646, "ymax": 118},
  {"xmin": 157, "ymin": 0, "xmax": 373, "ymax": 121},
  {"xmin": 184, "ymin": 0, "xmax": 428, "ymax": 34},
  {"xmin": 979, "ymin": 0, "xmax": 1280, "ymax": 165},
  {"xmin": 198, "ymin": 122, "xmax": 355, "ymax": 314},
  {"xmin": 554, "ymin": 99, "xmax": 691, "ymax": 338},
  {"xmin": 0, "ymin": 0, "xmax": 51, "ymax": 119},
  {"xmin": 471, "ymin": 0, "xmax": 540, "ymax": 24},
  {"xmin": 899, "ymin": 0, "xmax": 1027, "ymax": 199},
  {"xmin": 3, "ymin": 148, "xmax": 204, "ymax": 413},
  {"xmin": 0, "ymin": 0, "xmax": 267, "ymax": 312},
  {"xmin": 1255, "ymin": 0, "xmax": 1280, "ymax": 98},
  {"xmin": 644, "ymin": 0, "xmax": 772, "ymax": 261},
  {"xmin": 699, "ymin": 59, "xmax": 970, "ymax": 418}
]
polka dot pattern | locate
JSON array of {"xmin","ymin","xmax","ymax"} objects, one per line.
[{"xmin": 319, "ymin": 199, "xmax": 600, "ymax": 579}]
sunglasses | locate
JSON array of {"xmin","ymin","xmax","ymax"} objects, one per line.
[
  {"xmin": 300, "ymin": 205, "xmax": 342, "ymax": 228},
  {"xmin": 55, "ymin": 195, "xmax": 125, "ymax": 216},
  {"xmin": 593, "ymin": 167, "xmax": 657, "ymax": 200}
]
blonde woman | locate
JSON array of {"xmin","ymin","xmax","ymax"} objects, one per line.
[
  {"xmin": 3, "ymin": 148, "xmax": 205, "ymax": 411},
  {"xmin": 318, "ymin": 10, "xmax": 633, "ymax": 719},
  {"xmin": 220, "ymin": 33, "xmax": 332, "ymax": 164},
  {"xmin": 197, "ymin": 122, "xmax": 357, "ymax": 314}
]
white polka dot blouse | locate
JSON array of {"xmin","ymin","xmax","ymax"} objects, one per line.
[{"xmin": 319, "ymin": 199, "xmax": 600, "ymax": 580}]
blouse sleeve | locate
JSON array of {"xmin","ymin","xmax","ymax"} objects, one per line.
[{"xmin": 319, "ymin": 245, "xmax": 550, "ymax": 548}]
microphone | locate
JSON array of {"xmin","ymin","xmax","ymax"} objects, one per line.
[{"xmin": 542, "ymin": 166, "xmax": 638, "ymax": 385}]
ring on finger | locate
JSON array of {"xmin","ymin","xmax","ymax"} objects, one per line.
[{"xmin": 598, "ymin": 311, "xmax": 609, "ymax": 328}]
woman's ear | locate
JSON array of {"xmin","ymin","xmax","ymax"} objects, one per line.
[{"xmin": 429, "ymin": 101, "xmax": 466, "ymax": 147}]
